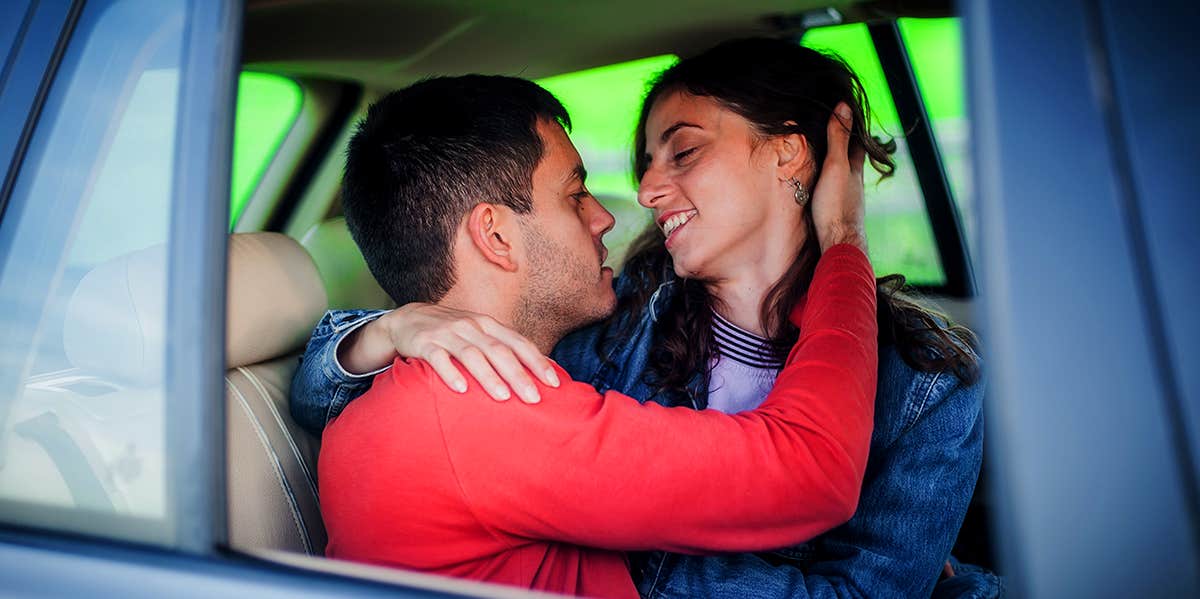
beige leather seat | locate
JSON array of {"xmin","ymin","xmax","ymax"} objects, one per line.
[
  {"xmin": 225, "ymin": 232, "xmax": 328, "ymax": 555},
  {"xmin": 2, "ymin": 233, "xmax": 328, "ymax": 555},
  {"xmin": 300, "ymin": 217, "xmax": 393, "ymax": 310}
]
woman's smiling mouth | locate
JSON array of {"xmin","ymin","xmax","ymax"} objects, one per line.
[{"xmin": 658, "ymin": 209, "xmax": 698, "ymax": 244}]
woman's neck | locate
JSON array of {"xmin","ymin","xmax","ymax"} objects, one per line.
[{"xmin": 706, "ymin": 224, "xmax": 807, "ymax": 337}]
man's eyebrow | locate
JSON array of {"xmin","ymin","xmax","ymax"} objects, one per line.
[
  {"xmin": 564, "ymin": 163, "xmax": 587, "ymax": 185},
  {"xmin": 660, "ymin": 121, "xmax": 702, "ymax": 144}
]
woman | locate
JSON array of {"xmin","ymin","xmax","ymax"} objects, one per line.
[{"xmin": 293, "ymin": 38, "xmax": 999, "ymax": 598}]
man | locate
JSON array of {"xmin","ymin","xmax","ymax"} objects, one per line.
[{"xmin": 316, "ymin": 75, "xmax": 877, "ymax": 598}]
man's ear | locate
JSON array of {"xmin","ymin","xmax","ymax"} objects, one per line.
[
  {"xmin": 465, "ymin": 202, "xmax": 519, "ymax": 272},
  {"xmin": 776, "ymin": 124, "xmax": 812, "ymax": 184}
]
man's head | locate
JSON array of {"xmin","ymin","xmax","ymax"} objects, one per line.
[{"xmin": 343, "ymin": 75, "xmax": 617, "ymax": 349}]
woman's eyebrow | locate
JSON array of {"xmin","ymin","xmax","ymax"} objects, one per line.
[{"xmin": 659, "ymin": 121, "xmax": 702, "ymax": 144}]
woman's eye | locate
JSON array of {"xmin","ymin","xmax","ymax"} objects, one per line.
[
  {"xmin": 571, "ymin": 190, "xmax": 590, "ymax": 203},
  {"xmin": 673, "ymin": 147, "xmax": 697, "ymax": 163}
]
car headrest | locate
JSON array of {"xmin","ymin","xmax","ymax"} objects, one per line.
[
  {"xmin": 300, "ymin": 217, "xmax": 393, "ymax": 310},
  {"xmin": 226, "ymin": 232, "xmax": 327, "ymax": 368},
  {"xmin": 63, "ymin": 233, "xmax": 327, "ymax": 386}
]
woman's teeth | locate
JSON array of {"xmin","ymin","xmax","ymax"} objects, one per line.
[{"xmin": 662, "ymin": 210, "xmax": 698, "ymax": 237}]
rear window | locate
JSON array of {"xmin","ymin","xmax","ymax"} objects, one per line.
[
  {"xmin": 230, "ymin": 72, "xmax": 302, "ymax": 227},
  {"xmin": 899, "ymin": 17, "xmax": 971, "ymax": 244},
  {"xmin": 801, "ymin": 22, "xmax": 945, "ymax": 286}
]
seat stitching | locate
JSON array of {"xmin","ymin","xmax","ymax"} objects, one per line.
[
  {"xmin": 226, "ymin": 376, "xmax": 313, "ymax": 554},
  {"xmin": 238, "ymin": 366, "xmax": 319, "ymax": 498}
]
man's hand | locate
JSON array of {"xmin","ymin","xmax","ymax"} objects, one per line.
[
  {"xmin": 810, "ymin": 102, "xmax": 868, "ymax": 253},
  {"xmin": 338, "ymin": 303, "xmax": 558, "ymax": 404}
]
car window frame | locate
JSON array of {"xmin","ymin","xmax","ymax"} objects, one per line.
[
  {"xmin": 0, "ymin": 0, "xmax": 236, "ymax": 554},
  {"xmin": 866, "ymin": 19, "xmax": 974, "ymax": 298},
  {"xmin": 233, "ymin": 78, "xmax": 363, "ymax": 234}
]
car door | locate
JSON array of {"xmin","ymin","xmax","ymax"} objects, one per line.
[{"xmin": 0, "ymin": 1, "xmax": 480, "ymax": 595}]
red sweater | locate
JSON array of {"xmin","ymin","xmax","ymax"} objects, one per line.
[{"xmin": 319, "ymin": 244, "xmax": 878, "ymax": 598}]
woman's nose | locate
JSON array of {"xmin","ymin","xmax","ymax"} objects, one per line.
[{"xmin": 637, "ymin": 164, "xmax": 669, "ymax": 208}]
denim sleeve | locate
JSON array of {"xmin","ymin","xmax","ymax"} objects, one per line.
[
  {"xmin": 639, "ymin": 375, "xmax": 989, "ymax": 599},
  {"xmin": 288, "ymin": 308, "xmax": 391, "ymax": 435}
]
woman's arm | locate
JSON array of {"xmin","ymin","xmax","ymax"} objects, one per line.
[
  {"xmin": 289, "ymin": 301, "xmax": 567, "ymax": 436},
  {"xmin": 288, "ymin": 309, "xmax": 390, "ymax": 434}
]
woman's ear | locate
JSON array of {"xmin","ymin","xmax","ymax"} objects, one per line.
[
  {"xmin": 776, "ymin": 122, "xmax": 813, "ymax": 184},
  {"xmin": 465, "ymin": 203, "xmax": 519, "ymax": 272}
]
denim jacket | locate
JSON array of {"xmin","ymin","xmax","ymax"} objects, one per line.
[{"xmin": 290, "ymin": 272, "xmax": 1001, "ymax": 598}]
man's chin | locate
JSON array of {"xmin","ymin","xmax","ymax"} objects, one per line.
[{"xmin": 562, "ymin": 290, "xmax": 618, "ymax": 336}]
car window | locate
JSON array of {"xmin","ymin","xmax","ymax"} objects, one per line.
[
  {"xmin": 899, "ymin": 17, "xmax": 972, "ymax": 245},
  {"xmin": 230, "ymin": 72, "xmax": 302, "ymax": 228},
  {"xmin": 801, "ymin": 22, "xmax": 946, "ymax": 286},
  {"xmin": 0, "ymin": 0, "xmax": 187, "ymax": 545}
]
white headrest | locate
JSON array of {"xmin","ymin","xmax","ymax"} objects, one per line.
[
  {"xmin": 63, "ymin": 243, "xmax": 168, "ymax": 386},
  {"xmin": 63, "ymin": 233, "xmax": 327, "ymax": 386}
]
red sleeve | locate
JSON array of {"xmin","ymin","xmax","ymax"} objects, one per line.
[{"xmin": 433, "ymin": 243, "xmax": 877, "ymax": 554}]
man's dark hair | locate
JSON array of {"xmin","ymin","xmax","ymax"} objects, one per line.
[{"xmin": 342, "ymin": 75, "xmax": 570, "ymax": 305}]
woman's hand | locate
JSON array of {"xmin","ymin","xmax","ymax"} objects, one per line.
[
  {"xmin": 373, "ymin": 303, "xmax": 559, "ymax": 403},
  {"xmin": 811, "ymin": 102, "xmax": 868, "ymax": 253}
]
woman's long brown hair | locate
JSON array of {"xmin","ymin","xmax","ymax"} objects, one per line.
[{"xmin": 604, "ymin": 38, "xmax": 980, "ymax": 398}]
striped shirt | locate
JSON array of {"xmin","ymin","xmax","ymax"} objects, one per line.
[{"xmin": 706, "ymin": 310, "xmax": 791, "ymax": 414}]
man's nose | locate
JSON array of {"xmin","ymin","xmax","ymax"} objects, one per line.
[{"xmin": 591, "ymin": 198, "xmax": 615, "ymax": 237}]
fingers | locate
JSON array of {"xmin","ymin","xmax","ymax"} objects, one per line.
[
  {"xmin": 473, "ymin": 336, "xmax": 542, "ymax": 404},
  {"xmin": 454, "ymin": 346, "xmax": 514, "ymax": 401},
  {"xmin": 476, "ymin": 317, "xmax": 560, "ymax": 389},
  {"xmin": 824, "ymin": 102, "xmax": 853, "ymax": 174},
  {"xmin": 426, "ymin": 348, "xmax": 468, "ymax": 395},
  {"xmin": 438, "ymin": 320, "xmax": 545, "ymax": 403}
]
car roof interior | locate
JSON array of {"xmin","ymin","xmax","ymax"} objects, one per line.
[{"xmin": 242, "ymin": 0, "xmax": 955, "ymax": 86}]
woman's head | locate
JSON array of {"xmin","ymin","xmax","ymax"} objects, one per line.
[
  {"xmin": 634, "ymin": 38, "xmax": 895, "ymax": 284},
  {"xmin": 612, "ymin": 37, "xmax": 979, "ymax": 396}
]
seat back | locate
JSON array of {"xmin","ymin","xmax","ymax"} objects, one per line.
[
  {"xmin": 226, "ymin": 357, "xmax": 324, "ymax": 554},
  {"xmin": 224, "ymin": 232, "xmax": 328, "ymax": 554}
]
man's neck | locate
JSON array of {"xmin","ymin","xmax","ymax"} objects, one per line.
[{"xmin": 438, "ymin": 286, "xmax": 561, "ymax": 355}]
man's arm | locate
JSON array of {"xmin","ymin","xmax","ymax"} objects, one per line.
[
  {"xmin": 639, "ymin": 376, "xmax": 987, "ymax": 598},
  {"xmin": 430, "ymin": 243, "xmax": 877, "ymax": 554}
]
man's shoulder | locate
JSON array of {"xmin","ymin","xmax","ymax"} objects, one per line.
[{"xmin": 324, "ymin": 358, "xmax": 448, "ymax": 436}]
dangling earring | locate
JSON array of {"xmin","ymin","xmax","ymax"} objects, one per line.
[{"xmin": 789, "ymin": 178, "xmax": 811, "ymax": 207}]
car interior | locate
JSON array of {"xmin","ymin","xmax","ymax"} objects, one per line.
[{"xmin": 0, "ymin": 0, "xmax": 992, "ymax": 592}]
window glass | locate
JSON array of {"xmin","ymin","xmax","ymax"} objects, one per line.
[
  {"xmin": 899, "ymin": 17, "xmax": 973, "ymax": 244},
  {"xmin": 0, "ymin": 0, "xmax": 186, "ymax": 544},
  {"xmin": 802, "ymin": 23, "xmax": 946, "ymax": 285},
  {"xmin": 230, "ymin": 72, "xmax": 302, "ymax": 228},
  {"xmin": 0, "ymin": 2, "xmax": 34, "ymax": 68},
  {"xmin": 537, "ymin": 55, "xmax": 676, "ymax": 269}
]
